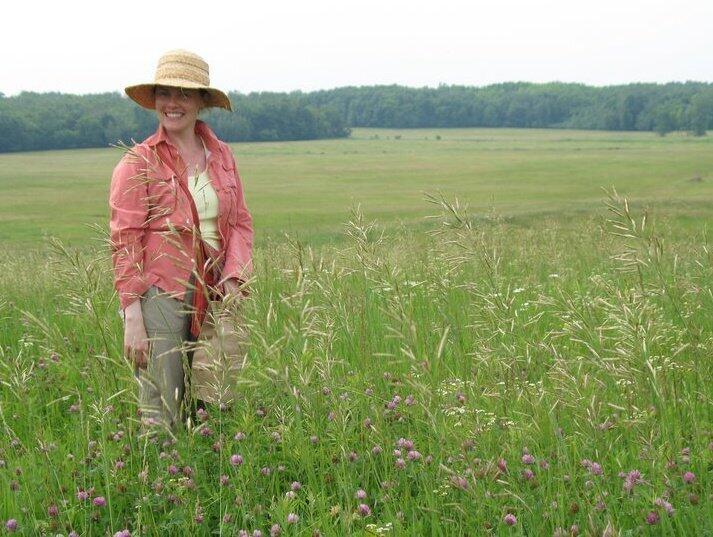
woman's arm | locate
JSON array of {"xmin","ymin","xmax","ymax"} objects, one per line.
[
  {"xmin": 109, "ymin": 149, "xmax": 150, "ymax": 309},
  {"xmin": 221, "ymin": 150, "xmax": 254, "ymax": 289},
  {"xmin": 110, "ymin": 148, "xmax": 151, "ymax": 367}
]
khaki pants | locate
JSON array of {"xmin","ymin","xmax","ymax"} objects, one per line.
[{"xmin": 136, "ymin": 286, "xmax": 193, "ymax": 430}]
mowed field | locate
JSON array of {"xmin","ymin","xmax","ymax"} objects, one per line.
[
  {"xmin": 0, "ymin": 129, "xmax": 712, "ymax": 536},
  {"xmin": 1, "ymin": 128, "xmax": 712, "ymax": 246}
]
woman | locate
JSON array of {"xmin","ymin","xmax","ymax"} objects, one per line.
[{"xmin": 110, "ymin": 50, "xmax": 253, "ymax": 429}]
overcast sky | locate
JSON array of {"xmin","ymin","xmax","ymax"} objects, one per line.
[{"xmin": 2, "ymin": 0, "xmax": 712, "ymax": 96}]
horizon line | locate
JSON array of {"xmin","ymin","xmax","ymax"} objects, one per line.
[{"xmin": 3, "ymin": 79, "xmax": 713, "ymax": 98}]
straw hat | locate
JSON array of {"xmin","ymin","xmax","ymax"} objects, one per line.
[{"xmin": 125, "ymin": 50, "xmax": 232, "ymax": 111}]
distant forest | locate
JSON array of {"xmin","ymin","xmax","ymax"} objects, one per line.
[{"xmin": 1, "ymin": 82, "xmax": 712, "ymax": 152}]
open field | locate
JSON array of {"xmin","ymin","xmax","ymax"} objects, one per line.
[
  {"xmin": 0, "ymin": 129, "xmax": 711, "ymax": 535},
  {"xmin": 1, "ymin": 128, "xmax": 712, "ymax": 246}
]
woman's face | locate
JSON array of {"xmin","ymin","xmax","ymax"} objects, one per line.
[{"xmin": 154, "ymin": 86, "xmax": 203, "ymax": 135}]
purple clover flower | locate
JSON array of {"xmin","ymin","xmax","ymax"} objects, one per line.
[
  {"xmin": 407, "ymin": 450, "xmax": 421, "ymax": 461},
  {"xmin": 503, "ymin": 513, "xmax": 517, "ymax": 526},
  {"xmin": 93, "ymin": 496, "xmax": 107, "ymax": 507},
  {"xmin": 645, "ymin": 511, "xmax": 660, "ymax": 525},
  {"xmin": 357, "ymin": 504, "xmax": 372, "ymax": 517},
  {"xmin": 655, "ymin": 497, "xmax": 675, "ymax": 516}
]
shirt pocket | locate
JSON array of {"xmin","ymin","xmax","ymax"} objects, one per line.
[
  {"xmin": 219, "ymin": 161, "xmax": 239, "ymax": 225},
  {"xmin": 146, "ymin": 174, "xmax": 178, "ymax": 225},
  {"xmin": 218, "ymin": 184, "xmax": 239, "ymax": 225}
]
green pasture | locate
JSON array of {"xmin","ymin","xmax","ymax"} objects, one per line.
[
  {"xmin": 1, "ymin": 128, "xmax": 712, "ymax": 247},
  {"xmin": 0, "ymin": 129, "xmax": 711, "ymax": 535}
]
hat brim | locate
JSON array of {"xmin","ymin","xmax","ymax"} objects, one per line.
[{"xmin": 125, "ymin": 81, "xmax": 232, "ymax": 112}]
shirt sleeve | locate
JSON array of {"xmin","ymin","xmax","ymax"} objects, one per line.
[
  {"xmin": 109, "ymin": 147, "xmax": 150, "ymax": 309},
  {"xmin": 221, "ymin": 149, "xmax": 254, "ymax": 285}
]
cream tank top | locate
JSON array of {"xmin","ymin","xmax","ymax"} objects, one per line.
[{"xmin": 187, "ymin": 140, "xmax": 222, "ymax": 250}]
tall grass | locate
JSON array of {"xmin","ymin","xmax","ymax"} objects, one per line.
[{"xmin": 0, "ymin": 193, "xmax": 711, "ymax": 535}]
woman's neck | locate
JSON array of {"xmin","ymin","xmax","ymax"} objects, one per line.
[{"xmin": 165, "ymin": 122, "xmax": 201, "ymax": 154}]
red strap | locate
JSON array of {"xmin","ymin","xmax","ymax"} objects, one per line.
[{"xmin": 174, "ymin": 171, "xmax": 219, "ymax": 338}]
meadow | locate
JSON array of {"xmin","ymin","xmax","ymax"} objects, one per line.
[{"xmin": 0, "ymin": 128, "xmax": 711, "ymax": 535}]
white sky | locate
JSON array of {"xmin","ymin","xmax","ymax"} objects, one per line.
[{"xmin": 2, "ymin": 0, "xmax": 712, "ymax": 96}]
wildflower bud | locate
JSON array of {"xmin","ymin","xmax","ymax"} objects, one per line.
[
  {"xmin": 47, "ymin": 504, "xmax": 59, "ymax": 517},
  {"xmin": 287, "ymin": 513, "xmax": 299, "ymax": 524},
  {"xmin": 93, "ymin": 496, "xmax": 107, "ymax": 507},
  {"xmin": 521, "ymin": 454, "xmax": 535, "ymax": 465},
  {"xmin": 683, "ymin": 471, "xmax": 696, "ymax": 484},
  {"xmin": 230, "ymin": 454, "xmax": 244, "ymax": 467},
  {"xmin": 270, "ymin": 524, "xmax": 281, "ymax": 536},
  {"xmin": 234, "ymin": 431, "xmax": 246, "ymax": 441},
  {"xmin": 5, "ymin": 519, "xmax": 18, "ymax": 532},
  {"xmin": 355, "ymin": 489, "xmax": 367, "ymax": 500}
]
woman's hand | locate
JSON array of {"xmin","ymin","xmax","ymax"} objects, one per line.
[
  {"xmin": 123, "ymin": 300, "xmax": 149, "ymax": 369},
  {"xmin": 223, "ymin": 278, "xmax": 246, "ymax": 300}
]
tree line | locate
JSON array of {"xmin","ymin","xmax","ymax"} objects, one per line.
[
  {"xmin": 1, "ymin": 82, "xmax": 712, "ymax": 152},
  {"xmin": 304, "ymin": 82, "xmax": 713, "ymax": 135},
  {"xmin": 0, "ymin": 92, "xmax": 350, "ymax": 153}
]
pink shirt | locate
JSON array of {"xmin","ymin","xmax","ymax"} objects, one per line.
[{"xmin": 109, "ymin": 120, "xmax": 253, "ymax": 309}]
